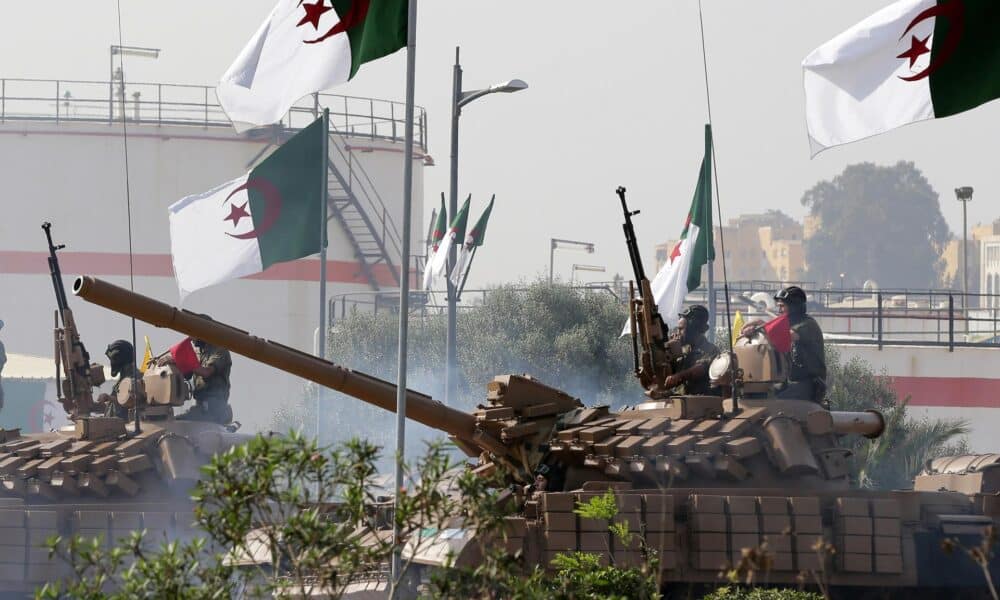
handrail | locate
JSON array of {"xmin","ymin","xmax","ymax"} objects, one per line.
[{"xmin": 0, "ymin": 77, "xmax": 426, "ymax": 150}]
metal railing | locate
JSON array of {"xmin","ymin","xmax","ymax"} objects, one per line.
[{"xmin": 0, "ymin": 78, "xmax": 427, "ymax": 150}]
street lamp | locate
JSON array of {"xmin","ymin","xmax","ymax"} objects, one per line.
[
  {"xmin": 955, "ymin": 186, "xmax": 974, "ymax": 310},
  {"xmin": 109, "ymin": 45, "xmax": 160, "ymax": 122},
  {"xmin": 445, "ymin": 46, "xmax": 527, "ymax": 406},
  {"xmin": 571, "ymin": 264, "xmax": 606, "ymax": 284},
  {"xmin": 550, "ymin": 238, "xmax": 595, "ymax": 283}
]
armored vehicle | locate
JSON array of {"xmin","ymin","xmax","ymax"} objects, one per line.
[
  {"xmin": 0, "ymin": 225, "xmax": 251, "ymax": 593},
  {"xmin": 68, "ymin": 188, "xmax": 1000, "ymax": 595}
]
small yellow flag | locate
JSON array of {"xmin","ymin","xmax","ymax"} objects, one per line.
[
  {"xmin": 140, "ymin": 336, "xmax": 154, "ymax": 373},
  {"xmin": 732, "ymin": 310, "xmax": 745, "ymax": 342}
]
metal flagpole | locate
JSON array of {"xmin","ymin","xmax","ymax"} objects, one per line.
[
  {"xmin": 317, "ymin": 108, "xmax": 330, "ymax": 441},
  {"xmin": 391, "ymin": 0, "xmax": 418, "ymax": 594},
  {"xmin": 704, "ymin": 126, "xmax": 715, "ymax": 340},
  {"xmin": 456, "ymin": 246, "xmax": 478, "ymax": 298}
]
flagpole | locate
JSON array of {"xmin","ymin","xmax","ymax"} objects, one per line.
[
  {"xmin": 392, "ymin": 0, "xmax": 418, "ymax": 593},
  {"xmin": 704, "ymin": 125, "xmax": 716, "ymax": 340},
  {"xmin": 457, "ymin": 245, "xmax": 478, "ymax": 298},
  {"xmin": 317, "ymin": 108, "xmax": 329, "ymax": 441}
]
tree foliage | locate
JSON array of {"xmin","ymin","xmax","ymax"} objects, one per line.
[
  {"xmin": 273, "ymin": 281, "xmax": 641, "ymax": 460},
  {"xmin": 801, "ymin": 161, "xmax": 950, "ymax": 289}
]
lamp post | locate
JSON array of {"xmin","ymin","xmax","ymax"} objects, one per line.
[
  {"xmin": 839, "ymin": 273, "xmax": 845, "ymax": 302},
  {"xmin": 549, "ymin": 238, "xmax": 595, "ymax": 283},
  {"xmin": 956, "ymin": 187, "xmax": 974, "ymax": 312},
  {"xmin": 109, "ymin": 45, "xmax": 160, "ymax": 122},
  {"xmin": 571, "ymin": 264, "xmax": 606, "ymax": 284},
  {"xmin": 446, "ymin": 47, "xmax": 527, "ymax": 406}
]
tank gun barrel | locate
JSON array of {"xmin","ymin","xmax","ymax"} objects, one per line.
[
  {"xmin": 72, "ymin": 276, "xmax": 478, "ymax": 443},
  {"xmin": 830, "ymin": 410, "xmax": 885, "ymax": 439}
]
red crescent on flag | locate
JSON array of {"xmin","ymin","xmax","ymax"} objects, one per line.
[
  {"xmin": 303, "ymin": 0, "xmax": 371, "ymax": 45},
  {"xmin": 898, "ymin": 0, "xmax": 964, "ymax": 82},
  {"xmin": 223, "ymin": 178, "xmax": 283, "ymax": 240}
]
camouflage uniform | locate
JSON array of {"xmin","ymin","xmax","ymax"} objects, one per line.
[
  {"xmin": 779, "ymin": 314, "xmax": 826, "ymax": 401},
  {"xmin": 673, "ymin": 335, "xmax": 719, "ymax": 395},
  {"xmin": 184, "ymin": 342, "xmax": 232, "ymax": 424},
  {"xmin": 104, "ymin": 365, "xmax": 134, "ymax": 419}
]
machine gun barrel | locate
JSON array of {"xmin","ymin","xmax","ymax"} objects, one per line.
[
  {"xmin": 42, "ymin": 222, "xmax": 70, "ymax": 323},
  {"xmin": 617, "ymin": 186, "xmax": 646, "ymax": 285},
  {"xmin": 72, "ymin": 276, "xmax": 478, "ymax": 443}
]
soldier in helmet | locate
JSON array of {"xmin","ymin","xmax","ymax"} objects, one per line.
[
  {"xmin": 98, "ymin": 340, "xmax": 135, "ymax": 419},
  {"xmin": 742, "ymin": 286, "xmax": 826, "ymax": 401},
  {"xmin": 663, "ymin": 305, "xmax": 720, "ymax": 395},
  {"xmin": 178, "ymin": 335, "xmax": 233, "ymax": 425}
]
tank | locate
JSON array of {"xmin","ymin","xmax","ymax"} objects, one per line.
[
  {"xmin": 70, "ymin": 270, "xmax": 1000, "ymax": 595},
  {"xmin": 0, "ymin": 226, "xmax": 253, "ymax": 593}
]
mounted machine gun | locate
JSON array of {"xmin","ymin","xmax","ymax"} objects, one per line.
[
  {"xmin": 618, "ymin": 187, "xmax": 678, "ymax": 398},
  {"xmin": 43, "ymin": 222, "xmax": 105, "ymax": 417}
]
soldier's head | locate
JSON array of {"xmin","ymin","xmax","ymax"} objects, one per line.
[
  {"xmin": 105, "ymin": 339, "xmax": 134, "ymax": 378},
  {"xmin": 775, "ymin": 286, "xmax": 807, "ymax": 317},
  {"xmin": 678, "ymin": 305, "xmax": 710, "ymax": 341}
]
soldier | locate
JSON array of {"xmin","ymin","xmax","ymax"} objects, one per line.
[
  {"xmin": 98, "ymin": 339, "xmax": 135, "ymax": 419},
  {"xmin": 178, "ymin": 336, "xmax": 233, "ymax": 424},
  {"xmin": 663, "ymin": 305, "xmax": 719, "ymax": 395},
  {"xmin": 0, "ymin": 320, "xmax": 6, "ymax": 411},
  {"xmin": 742, "ymin": 286, "xmax": 826, "ymax": 401}
]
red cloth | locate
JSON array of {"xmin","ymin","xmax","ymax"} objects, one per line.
[
  {"xmin": 763, "ymin": 314, "xmax": 792, "ymax": 354},
  {"xmin": 169, "ymin": 337, "xmax": 200, "ymax": 376}
]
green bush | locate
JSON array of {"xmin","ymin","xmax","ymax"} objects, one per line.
[{"xmin": 703, "ymin": 587, "xmax": 825, "ymax": 600}]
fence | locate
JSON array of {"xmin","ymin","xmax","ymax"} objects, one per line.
[{"xmin": 0, "ymin": 78, "xmax": 427, "ymax": 150}]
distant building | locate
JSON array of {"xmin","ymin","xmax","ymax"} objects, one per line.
[
  {"xmin": 655, "ymin": 211, "xmax": 805, "ymax": 284},
  {"xmin": 978, "ymin": 221, "xmax": 1000, "ymax": 308}
]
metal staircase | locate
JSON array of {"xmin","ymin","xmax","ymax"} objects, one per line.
[{"xmin": 324, "ymin": 130, "xmax": 414, "ymax": 292}]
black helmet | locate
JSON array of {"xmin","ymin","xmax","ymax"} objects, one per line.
[
  {"xmin": 679, "ymin": 305, "xmax": 710, "ymax": 330},
  {"xmin": 774, "ymin": 286, "xmax": 807, "ymax": 305},
  {"xmin": 105, "ymin": 340, "xmax": 134, "ymax": 377}
]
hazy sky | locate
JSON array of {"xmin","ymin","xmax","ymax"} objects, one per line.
[{"xmin": 3, "ymin": 1, "xmax": 999, "ymax": 288}]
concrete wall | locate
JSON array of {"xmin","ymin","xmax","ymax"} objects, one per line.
[
  {"xmin": 835, "ymin": 343, "xmax": 1000, "ymax": 452},
  {"xmin": 0, "ymin": 120, "xmax": 425, "ymax": 432}
]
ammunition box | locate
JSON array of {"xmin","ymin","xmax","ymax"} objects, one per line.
[
  {"xmin": 543, "ymin": 531, "xmax": 576, "ymax": 551},
  {"xmin": 836, "ymin": 497, "xmax": 870, "ymax": 517},
  {"xmin": 542, "ymin": 493, "xmax": 577, "ymax": 513},
  {"xmin": 789, "ymin": 496, "xmax": 821, "ymax": 515},
  {"xmin": 757, "ymin": 497, "xmax": 789, "ymax": 514},
  {"xmin": 837, "ymin": 516, "xmax": 873, "ymax": 536},
  {"xmin": 694, "ymin": 551, "xmax": 728, "ymax": 571},
  {"xmin": 692, "ymin": 532, "xmax": 726, "ymax": 551},
  {"xmin": 544, "ymin": 512, "xmax": 576, "ymax": 532},
  {"xmin": 873, "ymin": 518, "xmax": 901, "ymax": 537},
  {"xmin": 792, "ymin": 514, "xmax": 823, "ymax": 534},
  {"xmin": 690, "ymin": 494, "xmax": 726, "ymax": 513},
  {"xmin": 727, "ymin": 496, "xmax": 757, "ymax": 515},
  {"xmin": 838, "ymin": 553, "xmax": 872, "ymax": 573},
  {"xmin": 874, "ymin": 536, "xmax": 901, "ymax": 555},
  {"xmin": 690, "ymin": 513, "xmax": 727, "ymax": 533},
  {"xmin": 729, "ymin": 514, "xmax": 760, "ymax": 533},
  {"xmin": 875, "ymin": 554, "xmax": 903, "ymax": 574},
  {"xmin": 761, "ymin": 514, "xmax": 791, "ymax": 533},
  {"xmin": 837, "ymin": 535, "xmax": 871, "ymax": 554}
]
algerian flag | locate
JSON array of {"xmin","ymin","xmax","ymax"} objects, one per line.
[
  {"xmin": 425, "ymin": 195, "xmax": 470, "ymax": 286},
  {"xmin": 626, "ymin": 125, "xmax": 714, "ymax": 334},
  {"xmin": 218, "ymin": 0, "xmax": 407, "ymax": 130},
  {"xmin": 422, "ymin": 194, "xmax": 448, "ymax": 290},
  {"xmin": 169, "ymin": 117, "xmax": 325, "ymax": 300},
  {"xmin": 450, "ymin": 195, "xmax": 495, "ymax": 288},
  {"xmin": 803, "ymin": 0, "xmax": 1000, "ymax": 156}
]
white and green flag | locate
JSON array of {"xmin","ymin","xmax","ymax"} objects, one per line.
[
  {"xmin": 169, "ymin": 118, "xmax": 325, "ymax": 300},
  {"xmin": 425, "ymin": 196, "xmax": 469, "ymax": 288},
  {"xmin": 217, "ymin": 0, "xmax": 408, "ymax": 130},
  {"xmin": 804, "ymin": 0, "xmax": 1000, "ymax": 155},
  {"xmin": 422, "ymin": 194, "xmax": 448, "ymax": 290},
  {"xmin": 449, "ymin": 196, "xmax": 495, "ymax": 289}
]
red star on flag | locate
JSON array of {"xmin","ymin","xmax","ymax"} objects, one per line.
[
  {"xmin": 897, "ymin": 34, "xmax": 931, "ymax": 68},
  {"xmin": 224, "ymin": 201, "xmax": 250, "ymax": 227},
  {"xmin": 668, "ymin": 240, "xmax": 683, "ymax": 264},
  {"xmin": 297, "ymin": 0, "xmax": 332, "ymax": 30}
]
